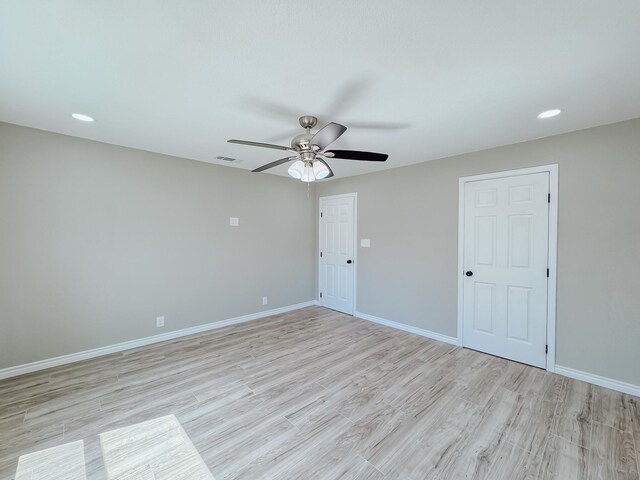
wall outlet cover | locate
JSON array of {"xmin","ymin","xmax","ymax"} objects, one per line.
[
  {"xmin": 230, "ymin": 217, "xmax": 239, "ymax": 226},
  {"xmin": 156, "ymin": 316, "xmax": 165, "ymax": 328},
  {"xmin": 262, "ymin": 296, "xmax": 268, "ymax": 305},
  {"xmin": 361, "ymin": 239, "xmax": 371, "ymax": 247}
]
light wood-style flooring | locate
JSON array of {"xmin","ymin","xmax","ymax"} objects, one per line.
[{"xmin": 1, "ymin": 306, "xmax": 639, "ymax": 479}]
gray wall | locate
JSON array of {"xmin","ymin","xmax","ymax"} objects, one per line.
[
  {"xmin": 317, "ymin": 118, "xmax": 640, "ymax": 386},
  {"xmin": 0, "ymin": 123, "xmax": 316, "ymax": 369},
  {"xmin": 2, "ymin": 119, "xmax": 639, "ymax": 387}
]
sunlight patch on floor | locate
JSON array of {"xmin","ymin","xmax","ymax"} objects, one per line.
[
  {"xmin": 14, "ymin": 415, "xmax": 214, "ymax": 479},
  {"xmin": 99, "ymin": 415, "xmax": 214, "ymax": 480},
  {"xmin": 15, "ymin": 440, "xmax": 86, "ymax": 480}
]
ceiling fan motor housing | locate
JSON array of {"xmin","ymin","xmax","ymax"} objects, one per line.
[{"xmin": 291, "ymin": 132, "xmax": 314, "ymax": 152}]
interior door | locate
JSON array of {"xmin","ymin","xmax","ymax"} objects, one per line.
[
  {"xmin": 319, "ymin": 195, "xmax": 355, "ymax": 315},
  {"xmin": 462, "ymin": 172, "xmax": 549, "ymax": 368}
]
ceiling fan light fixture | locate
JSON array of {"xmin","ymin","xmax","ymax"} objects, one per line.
[
  {"xmin": 301, "ymin": 162, "xmax": 316, "ymax": 183},
  {"xmin": 313, "ymin": 161, "xmax": 330, "ymax": 179},
  {"xmin": 287, "ymin": 160, "xmax": 305, "ymax": 179}
]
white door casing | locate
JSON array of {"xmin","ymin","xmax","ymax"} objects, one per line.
[
  {"xmin": 319, "ymin": 194, "xmax": 356, "ymax": 315},
  {"xmin": 460, "ymin": 170, "xmax": 551, "ymax": 368}
]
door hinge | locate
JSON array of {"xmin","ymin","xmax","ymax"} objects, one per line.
[
  {"xmin": 320, "ymin": 292, "xmax": 323, "ymax": 298},
  {"xmin": 320, "ymin": 251, "xmax": 323, "ymax": 257},
  {"xmin": 545, "ymin": 344, "xmax": 548, "ymax": 354},
  {"xmin": 547, "ymin": 268, "xmax": 550, "ymax": 277},
  {"xmin": 548, "ymin": 193, "xmax": 551, "ymax": 203},
  {"xmin": 320, "ymin": 212, "xmax": 323, "ymax": 218}
]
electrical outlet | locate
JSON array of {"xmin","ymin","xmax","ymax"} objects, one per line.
[
  {"xmin": 262, "ymin": 296, "xmax": 268, "ymax": 305},
  {"xmin": 230, "ymin": 217, "xmax": 239, "ymax": 226},
  {"xmin": 156, "ymin": 316, "xmax": 165, "ymax": 328},
  {"xmin": 361, "ymin": 239, "xmax": 371, "ymax": 247}
]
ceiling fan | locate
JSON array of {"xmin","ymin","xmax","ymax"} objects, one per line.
[{"xmin": 227, "ymin": 115, "xmax": 388, "ymax": 182}]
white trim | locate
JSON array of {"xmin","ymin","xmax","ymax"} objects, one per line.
[
  {"xmin": 546, "ymin": 165, "xmax": 559, "ymax": 372},
  {"xmin": 356, "ymin": 311, "xmax": 461, "ymax": 346},
  {"xmin": 318, "ymin": 192, "xmax": 358, "ymax": 315},
  {"xmin": 0, "ymin": 301, "xmax": 316, "ymax": 380},
  {"xmin": 555, "ymin": 365, "xmax": 640, "ymax": 398},
  {"xmin": 457, "ymin": 164, "xmax": 559, "ymax": 372}
]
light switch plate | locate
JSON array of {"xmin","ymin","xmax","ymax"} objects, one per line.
[
  {"xmin": 230, "ymin": 217, "xmax": 239, "ymax": 226},
  {"xmin": 360, "ymin": 239, "xmax": 371, "ymax": 247}
]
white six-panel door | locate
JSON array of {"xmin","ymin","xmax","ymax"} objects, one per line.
[
  {"xmin": 319, "ymin": 195, "xmax": 355, "ymax": 315},
  {"xmin": 462, "ymin": 172, "xmax": 550, "ymax": 368}
]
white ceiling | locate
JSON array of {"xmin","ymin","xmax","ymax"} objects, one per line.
[{"xmin": 1, "ymin": 1, "xmax": 639, "ymax": 179}]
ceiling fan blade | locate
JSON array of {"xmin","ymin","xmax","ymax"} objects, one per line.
[
  {"xmin": 228, "ymin": 139, "xmax": 292, "ymax": 151},
  {"xmin": 240, "ymin": 96, "xmax": 303, "ymax": 122},
  {"xmin": 324, "ymin": 150, "xmax": 388, "ymax": 162},
  {"xmin": 316, "ymin": 158, "xmax": 334, "ymax": 178},
  {"xmin": 252, "ymin": 156, "xmax": 297, "ymax": 173},
  {"xmin": 325, "ymin": 79, "xmax": 370, "ymax": 117},
  {"xmin": 310, "ymin": 122, "xmax": 347, "ymax": 150},
  {"xmin": 346, "ymin": 121, "xmax": 410, "ymax": 130}
]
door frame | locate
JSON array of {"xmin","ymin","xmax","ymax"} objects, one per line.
[
  {"xmin": 457, "ymin": 164, "xmax": 559, "ymax": 372},
  {"xmin": 318, "ymin": 192, "xmax": 358, "ymax": 315}
]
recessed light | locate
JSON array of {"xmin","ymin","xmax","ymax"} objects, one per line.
[
  {"xmin": 71, "ymin": 113, "xmax": 95, "ymax": 122},
  {"xmin": 537, "ymin": 109, "xmax": 562, "ymax": 119}
]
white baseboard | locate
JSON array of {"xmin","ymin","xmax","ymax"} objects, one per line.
[
  {"xmin": 355, "ymin": 313, "xmax": 639, "ymax": 398},
  {"xmin": 355, "ymin": 311, "xmax": 461, "ymax": 346},
  {"xmin": 7, "ymin": 303, "xmax": 637, "ymax": 399},
  {"xmin": 0, "ymin": 301, "xmax": 316, "ymax": 381},
  {"xmin": 555, "ymin": 365, "xmax": 640, "ymax": 398}
]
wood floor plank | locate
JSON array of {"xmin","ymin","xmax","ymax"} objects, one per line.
[
  {"xmin": 552, "ymin": 379, "xmax": 593, "ymax": 449},
  {"xmin": 539, "ymin": 434, "xmax": 589, "ymax": 480},
  {"xmin": 589, "ymin": 421, "xmax": 639, "ymax": 480},
  {"xmin": 628, "ymin": 396, "xmax": 640, "ymax": 470},
  {"xmin": 500, "ymin": 372, "xmax": 565, "ymax": 459},
  {"xmin": 592, "ymin": 383, "xmax": 634, "ymax": 433},
  {"xmin": 430, "ymin": 387, "xmax": 529, "ymax": 479},
  {"xmin": 395, "ymin": 396, "xmax": 481, "ymax": 479},
  {"xmin": 335, "ymin": 455, "xmax": 386, "ymax": 480}
]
